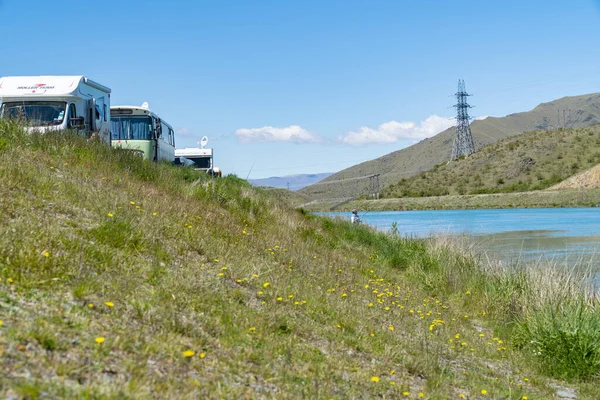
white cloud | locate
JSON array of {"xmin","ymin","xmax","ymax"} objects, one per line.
[
  {"xmin": 339, "ymin": 115, "xmax": 455, "ymax": 146},
  {"xmin": 474, "ymin": 115, "xmax": 489, "ymax": 121},
  {"xmin": 235, "ymin": 125, "xmax": 319, "ymax": 144},
  {"xmin": 177, "ymin": 127, "xmax": 191, "ymax": 135}
]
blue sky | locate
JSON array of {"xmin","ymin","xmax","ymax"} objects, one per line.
[{"xmin": 1, "ymin": 0, "xmax": 600, "ymax": 179}]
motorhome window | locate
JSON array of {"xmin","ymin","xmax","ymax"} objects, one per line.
[
  {"xmin": 103, "ymin": 104, "xmax": 107, "ymax": 121},
  {"xmin": 189, "ymin": 157, "xmax": 211, "ymax": 169},
  {"xmin": 161, "ymin": 122, "xmax": 170, "ymax": 142},
  {"xmin": 68, "ymin": 104, "xmax": 77, "ymax": 119},
  {"xmin": 95, "ymin": 105, "xmax": 101, "ymax": 120},
  {"xmin": 111, "ymin": 116, "xmax": 153, "ymax": 140},
  {"xmin": 0, "ymin": 101, "xmax": 66, "ymax": 126}
]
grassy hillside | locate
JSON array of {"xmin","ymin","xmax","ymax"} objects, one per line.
[
  {"xmin": 300, "ymin": 93, "xmax": 600, "ymax": 200},
  {"xmin": 1, "ymin": 121, "xmax": 600, "ymax": 398},
  {"xmin": 383, "ymin": 125, "xmax": 600, "ymax": 198}
]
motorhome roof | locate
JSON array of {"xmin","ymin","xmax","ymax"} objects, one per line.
[
  {"xmin": 0, "ymin": 75, "xmax": 110, "ymax": 99},
  {"xmin": 175, "ymin": 148, "xmax": 213, "ymax": 157},
  {"xmin": 111, "ymin": 106, "xmax": 152, "ymax": 113},
  {"xmin": 111, "ymin": 105, "xmax": 173, "ymax": 128}
]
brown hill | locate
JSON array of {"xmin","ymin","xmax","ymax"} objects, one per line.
[
  {"xmin": 300, "ymin": 92, "xmax": 600, "ymax": 199},
  {"xmin": 549, "ymin": 164, "xmax": 600, "ymax": 190}
]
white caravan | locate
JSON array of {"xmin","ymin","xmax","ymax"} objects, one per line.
[
  {"xmin": 0, "ymin": 75, "xmax": 111, "ymax": 144},
  {"xmin": 174, "ymin": 136, "xmax": 221, "ymax": 176}
]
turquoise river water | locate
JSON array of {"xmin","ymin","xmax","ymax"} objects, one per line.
[{"xmin": 319, "ymin": 208, "xmax": 600, "ymax": 271}]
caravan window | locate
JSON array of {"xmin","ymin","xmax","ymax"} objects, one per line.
[
  {"xmin": 0, "ymin": 101, "xmax": 66, "ymax": 126},
  {"xmin": 111, "ymin": 116, "xmax": 153, "ymax": 140}
]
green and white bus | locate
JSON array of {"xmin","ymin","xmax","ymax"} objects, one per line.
[{"xmin": 110, "ymin": 102, "xmax": 175, "ymax": 162}]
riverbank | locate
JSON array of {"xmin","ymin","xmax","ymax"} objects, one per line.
[
  {"xmin": 1, "ymin": 122, "xmax": 600, "ymax": 398},
  {"xmin": 301, "ymin": 188, "xmax": 600, "ymax": 212}
]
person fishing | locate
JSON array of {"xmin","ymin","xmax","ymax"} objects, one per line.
[{"xmin": 350, "ymin": 209, "xmax": 361, "ymax": 224}]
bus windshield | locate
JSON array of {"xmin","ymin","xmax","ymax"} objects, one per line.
[
  {"xmin": 0, "ymin": 101, "xmax": 67, "ymax": 126},
  {"xmin": 111, "ymin": 116, "xmax": 153, "ymax": 140}
]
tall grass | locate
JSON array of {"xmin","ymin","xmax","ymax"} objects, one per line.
[
  {"xmin": 1, "ymin": 120, "xmax": 599, "ymax": 397},
  {"xmin": 409, "ymin": 236, "xmax": 600, "ymax": 380}
]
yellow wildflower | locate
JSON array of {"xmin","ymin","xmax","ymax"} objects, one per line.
[
  {"xmin": 370, "ymin": 376, "xmax": 379, "ymax": 383},
  {"xmin": 183, "ymin": 350, "xmax": 195, "ymax": 357},
  {"xmin": 95, "ymin": 337, "xmax": 105, "ymax": 344},
  {"xmin": 481, "ymin": 389, "xmax": 488, "ymax": 395},
  {"xmin": 105, "ymin": 301, "xmax": 114, "ymax": 307}
]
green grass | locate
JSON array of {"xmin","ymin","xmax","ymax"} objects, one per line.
[
  {"xmin": 316, "ymin": 188, "xmax": 600, "ymax": 212},
  {"xmin": 1, "ymin": 120, "xmax": 600, "ymax": 398}
]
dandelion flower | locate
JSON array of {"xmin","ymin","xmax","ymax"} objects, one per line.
[
  {"xmin": 0, "ymin": 320, "xmax": 3, "ymax": 327},
  {"xmin": 199, "ymin": 353, "xmax": 206, "ymax": 359},
  {"xmin": 152, "ymin": 212, "xmax": 157, "ymax": 216},
  {"xmin": 107, "ymin": 213, "xmax": 113, "ymax": 217},
  {"xmin": 130, "ymin": 201, "xmax": 135, "ymax": 205},
  {"xmin": 248, "ymin": 327, "xmax": 256, "ymax": 332},
  {"xmin": 370, "ymin": 376, "xmax": 379, "ymax": 383},
  {"xmin": 88, "ymin": 303, "xmax": 94, "ymax": 308},
  {"xmin": 522, "ymin": 397, "xmax": 528, "ymax": 400},
  {"xmin": 7, "ymin": 278, "xmax": 14, "ymax": 283},
  {"xmin": 95, "ymin": 337, "xmax": 105, "ymax": 344},
  {"xmin": 43, "ymin": 251, "xmax": 50, "ymax": 258},
  {"xmin": 481, "ymin": 389, "xmax": 487, "ymax": 395},
  {"xmin": 402, "ymin": 392, "xmax": 409, "ymax": 397},
  {"xmin": 105, "ymin": 301, "xmax": 114, "ymax": 307},
  {"xmin": 263, "ymin": 282, "xmax": 270, "ymax": 288},
  {"xmin": 183, "ymin": 350, "xmax": 195, "ymax": 357},
  {"xmin": 388, "ymin": 326, "xmax": 394, "ymax": 331},
  {"xmin": 419, "ymin": 392, "xmax": 424, "ymax": 398}
]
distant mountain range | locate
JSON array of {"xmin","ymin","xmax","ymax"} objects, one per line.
[
  {"xmin": 248, "ymin": 173, "xmax": 333, "ymax": 191},
  {"xmin": 300, "ymin": 92, "xmax": 600, "ymax": 199}
]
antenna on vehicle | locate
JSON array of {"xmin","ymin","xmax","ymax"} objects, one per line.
[
  {"xmin": 199, "ymin": 136, "xmax": 208, "ymax": 149},
  {"xmin": 141, "ymin": 102, "xmax": 149, "ymax": 109}
]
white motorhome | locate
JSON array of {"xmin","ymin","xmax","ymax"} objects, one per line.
[
  {"xmin": 175, "ymin": 136, "xmax": 221, "ymax": 176},
  {"xmin": 0, "ymin": 75, "xmax": 111, "ymax": 143}
]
